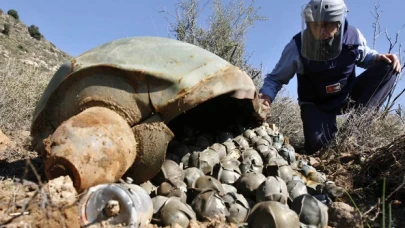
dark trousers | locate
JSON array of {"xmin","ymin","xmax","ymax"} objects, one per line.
[{"xmin": 301, "ymin": 62, "xmax": 398, "ymax": 154}]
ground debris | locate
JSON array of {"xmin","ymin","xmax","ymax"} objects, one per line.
[
  {"xmin": 43, "ymin": 175, "xmax": 78, "ymax": 207},
  {"xmin": 328, "ymin": 202, "xmax": 363, "ymax": 228}
]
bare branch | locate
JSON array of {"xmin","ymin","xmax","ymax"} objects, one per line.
[
  {"xmin": 385, "ymin": 29, "xmax": 394, "ymax": 53},
  {"xmin": 229, "ymin": 44, "xmax": 239, "ymax": 63},
  {"xmin": 386, "ymin": 176, "xmax": 405, "ymax": 201},
  {"xmin": 387, "ymin": 88, "xmax": 405, "ymax": 110},
  {"xmin": 385, "ymin": 24, "xmax": 405, "ymax": 53},
  {"xmin": 400, "ymin": 43, "xmax": 403, "ymax": 68},
  {"xmin": 371, "ymin": 0, "xmax": 382, "ymax": 49},
  {"xmin": 382, "ymin": 23, "xmax": 405, "ymax": 113},
  {"xmin": 364, "ymin": 199, "xmax": 380, "ymax": 216},
  {"xmin": 157, "ymin": 0, "xmax": 268, "ymax": 82},
  {"xmin": 370, "ymin": 198, "xmax": 381, "ymax": 221},
  {"xmin": 251, "ymin": 70, "xmax": 260, "ymax": 80}
]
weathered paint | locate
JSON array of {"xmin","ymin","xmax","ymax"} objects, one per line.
[
  {"xmin": 30, "ymin": 36, "xmax": 266, "ymax": 192},
  {"xmin": 43, "ymin": 107, "xmax": 137, "ymax": 192},
  {"xmin": 32, "ymin": 36, "xmax": 258, "ymax": 135}
]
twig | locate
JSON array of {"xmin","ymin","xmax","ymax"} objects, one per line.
[
  {"xmin": 364, "ymin": 200, "xmax": 380, "ymax": 216},
  {"xmin": 370, "ymin": 198, "xmax": 382, "ymax": 221},
  {"xmin": 251, "ymin": 70, "xmax": 261, "ymax": 80},
  {"xmin": 229, "ymin": 44, "xmax": 239, "ymax": 63},
  {"xmin": 385, "ymin": 24, "xmax": 405, "ymax": 53},
  {"xmin": 385, "ymin": 88, "xmax": 405, "ymax": 114},
  {"xmin": 9, "ymin": 212, "xmax": 29, "ymax": 216},
  {"xmin": 26, "ymin": 159, "xmax": 44, "ymax": 186},
  {"xmin": 386, "ymin": 176, "xmax": 405, "ymax": 201},
  {"xmin": 12, "ymin": 184, "xmax": 19, "ymax": 210},
  {"xmin": 0, "ymin": 190, "xmax": 39, "ymax": 226},
  {"xmin": 384, "ymin": 44, "xmax": 401, "ymax": 109},
  {"xmin": 371, "ymin": 0, "xmax": 382, "ymax": 49}
]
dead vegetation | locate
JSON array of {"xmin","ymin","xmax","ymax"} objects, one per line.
[
  {"xmin": 324, "ymin": 104, "xmax": 404, "ymax": 157},
  {"xmin": 317, "ymin": 107, "xmax": 405, "ymax": 227},
  {"xmin": 0, "ymin": 58, "xmax": 54, "ymax": 131},
  {"xmin": 266, "ymin": 89, "xmax": 304, "ymax": 149},
  {"xmin": 0, "ymin": 175, "xmax": 81, "ymax": 228},
  {"xmin": 159, "ymin": 0, "xmax": 268, "ymax": 87},
  {"xmin": 361, "ymin": 134, "xmax": 405, "ymax": 182}
]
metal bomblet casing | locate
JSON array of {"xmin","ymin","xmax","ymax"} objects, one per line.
[{"xmin": 78, "ymin": 178, "xmax": 153, "ymax": 228}]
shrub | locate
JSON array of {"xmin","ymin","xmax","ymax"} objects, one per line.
[
  {"xmin": 17, "ymin": 44, "xmax": 27, "ymax": 52},
  {"xmin": 28, "ymin": 25, "xmax": 42, "ymax": 40},
  {"xmin": 7, "ymin": 9, "xmax": 19, "ymax": 20},
  {"xmin": 2, "ymin": 24, "xmax": 10, "ymax": 35},
  {"xmin": 266, "ymin": 89, "xmax": 405, "ymax": 153},
  {"xmin": 161, "ymin": 0, "xmax": 268, "ymax": 86},
  {"xmin": 0, "ymin": 59, "xmax": 52, "ymax": 130},
  {"xmin": 266, "ymin": 88, "xmax": 304, "ymax": 149},
  {"xmin": 323, "ymin": 103, "xmax": 405, "ymax": 157}
]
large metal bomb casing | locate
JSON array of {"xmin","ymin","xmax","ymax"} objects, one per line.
[{"xmin": 31, "ymin": 36, "xmax": 268, "ymax": 191}]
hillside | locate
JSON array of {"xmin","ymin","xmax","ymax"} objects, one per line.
[
  {"xmin": 0, "ymin": 9, "xmax": 72, "ymax": 132},
  {"xmin": 0, "ymin": 10, "xmax": 71, "ymax": 71}
]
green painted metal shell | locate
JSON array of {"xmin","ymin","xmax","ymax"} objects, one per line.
[{"xmin": 30, "ymin": 36, "xmax": 263, "ymax": 153}]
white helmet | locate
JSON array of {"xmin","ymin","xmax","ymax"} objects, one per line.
[
  {"xmin": 303, "ymin": 0, "xmax": 347, "ymax": 22},
  {"xmin": 300, "ymin": 0, "xmax": 349, "ymax": 61}
]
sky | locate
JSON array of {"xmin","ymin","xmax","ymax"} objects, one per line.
[{"xmin": 2, "ymin": 0, "xmax": 405, "ymax": 107}]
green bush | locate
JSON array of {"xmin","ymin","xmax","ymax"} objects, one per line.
[
  {"xmin": 17, "ymin": 44, "xmax": 27, "ymax": 52},
  {"xmin": 2, "ymin": 24, "xmax": 10, "ymax": 35},
  {"xmin": 28, "ymin": 25, "xmax": 42, "ymax": 40},
  {"xmin": 7, "ymin": 9, "xmax": 19, "ymax": 20}
]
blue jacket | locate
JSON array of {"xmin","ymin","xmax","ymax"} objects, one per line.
[{"xmin": 260, "ymin": 21, "xmax": 379, "ymax": 108}]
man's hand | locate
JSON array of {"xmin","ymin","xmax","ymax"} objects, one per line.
[
  {"xmin": 376, "ymin": 53, "xmax": 402, "ymax": 73},
  {"xmin": 256, "ymin": 93, "xmax": 272, "ymax": 121},
  {"xmin": 259, "ymin": 93, "xmax": 272, "ymax": 108}
]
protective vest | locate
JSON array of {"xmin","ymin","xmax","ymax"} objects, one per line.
[{"xmin": 293, "ymin": 20, "xmax": 361, "ymax": 111}]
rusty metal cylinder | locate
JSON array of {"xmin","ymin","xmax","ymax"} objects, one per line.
[{"xmin": 44, "ymin": 106, "xmax": 137, "ymax": 192}]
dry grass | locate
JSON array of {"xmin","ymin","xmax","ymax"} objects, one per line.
[
  {"xmin": 0, "ymin": 175, "xmax": 80, "ymax": 228},
  {"xmin": 362, "ymin": 134, "xmax": 405, "ymax": 177},
  {"xmin": 266, "ymin": 88, "xmax": 304, "ymax": 149},
  {"xmin": 325, "ymin": 104, "xmax": 405, "ymax": 156},
  {"xmin": 266, "ymin": 86, "xmax": 405, "ymax": 155},
  {"xmin": 0, "ymin": 58, "xmax": 53, "ymax": 131}
]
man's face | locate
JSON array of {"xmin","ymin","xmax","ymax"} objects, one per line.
[{"xmin": 309, "ymin": 21, "xmax": 340, "ymax": 40}]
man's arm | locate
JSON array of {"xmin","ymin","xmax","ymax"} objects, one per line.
[
  {"xmin": 356, "ymin": 28, "xmax": 401, "ymax": 73},
  {"xmin": 355, "ymin": 28, "xmax": 380, "ymax": 69},
  {"xmin": 259, "ymin": 38, "xmax": 301, "ymax": 103}
]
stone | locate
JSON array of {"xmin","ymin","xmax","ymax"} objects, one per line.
[
  {"xmin": 44, "ymin": 175, "xmax": 78, "ymax": 207},
  {"xmin": 328, "ymin": 202, "xmax": 362, "ymax": 228},
  {"xmin": 0, "ymin": 129, "xmax": 12, "ymax": 158}
]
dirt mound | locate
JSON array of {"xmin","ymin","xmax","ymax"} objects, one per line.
[{"xmin": 0, "ymin": 177, "xmax": 80, "ymax": 228}]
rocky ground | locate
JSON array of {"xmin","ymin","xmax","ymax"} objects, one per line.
[{"xmin": 1, "ymin": 125, "xmax": 404, "ymax": 228}]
